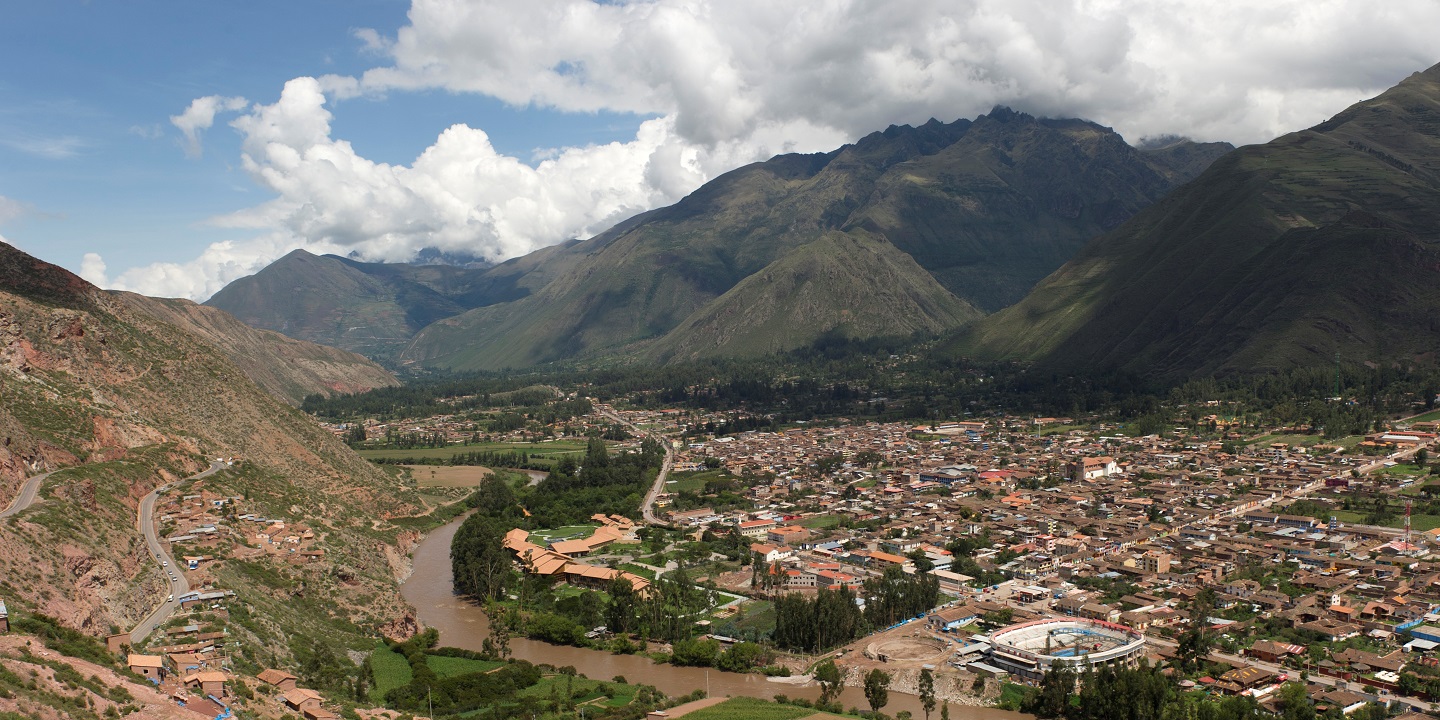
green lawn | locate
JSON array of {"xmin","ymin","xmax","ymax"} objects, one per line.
[
  {"xmin": 618, "ymin": 563, "xmax": 657, "ymax": 580},
  {"xmin": 368, "ymin": 643, "xmax": 412, "ymax": 702},
  {"xmin": 666, "ymin": 469, "xmax": 728, "ymax": 493},
  {"xmin": 797, "ymin": 514, "xmax": 841, "ymax": 529},
  {"xmin": 678, "ymin": 697, "xmax": 818, "ymax": 720},
  {"xmin": 1332, "ymin": 508, "xmax": 1440, "ymax": 531},
  {"xmin": 1378, "ymin": 463, "xmax": 1425, "ymax": 476},
  {"xmin": 528, "ymin": 525, "xmax": 600, "ymax": 543},
  {"xmin": 427, "ymin": 654, "xmax": 505, "ymax": 678},
  {"xmin": 1406, "ymin": 409, "xmax": 1440, "ymax": 423}
]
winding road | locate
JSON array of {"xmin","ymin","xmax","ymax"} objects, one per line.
[
  {"xmin": 596, "ymin": 404, "xmax": 675, "ymax": 526},
  {"xmin": 130, "ymin": 460, "xmax": 227, "ymax": 644},
  {"xmin": 0, "ymin": 470, "xmax": 55, "ymax": 519}
]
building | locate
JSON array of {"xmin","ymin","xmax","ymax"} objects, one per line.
[
  {"xmin": 1072, "ymin": 457, "xmax": 1119, "ymax": 482},
  {"xmin": 738, "ymin": 518, "xmax": 777, "ymax": 538},
  {"xmin": 182, "ymin": 670, "xmax": 229, "ymax": 696},
  {"xmin": 257, "ymin": 668, "xmax": 299, "ymax": 692},
  {"xmin": 283, "ymin": 688, "xmax": 326, "ymax": 713},
  {"xmin": 1137, "ymin": 552, "xmax": 1171, "ymax": 575},
  {"xmin": 985, "ymin": 618, "xmax": 1147, "ymax": 682},
  {"xmin": 0, "ymin": 600, "xmax": 7, "ymax": 634},
  {"xmin": 128, "ymin": 654, "xmax": 167, "ymax": 681}
]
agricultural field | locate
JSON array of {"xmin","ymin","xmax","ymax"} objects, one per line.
[
  {"xmin": 427, "ymin": 654, "xmax": 505, "ymax": 678},
  {"xmin": 405, "ymin": 464, "xmax": 494, "ymax": 488},
  {"xmin": 797, "ymin": 514, "xmax": 842, "ymax": 529},
  {"xmin": 357, "ymin": 439, "xmax": 592, "ymax": 464},
  {"xmin": 677, "ymin": 697, "xmax": 838, "ymax": 720},
  {"xmin": 515, "ymin": 673, "xmax": 639, "ymax": 708},
  {"xmin": 368, "ymin": 644, "xmax": 413, "ymax": 702}
]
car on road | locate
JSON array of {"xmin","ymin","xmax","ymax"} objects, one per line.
[
  {"xmin": 167, "ymin": 594, "xmax": 173, "ymax": 602},
  {"xmin": 162, "ymin": 560, "xmax": 168, "ymax": 566}
]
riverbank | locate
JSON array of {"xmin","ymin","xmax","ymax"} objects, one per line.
[{"xmin": 401, "ymin": 514, "xmax": 1029, "ymax": 720}]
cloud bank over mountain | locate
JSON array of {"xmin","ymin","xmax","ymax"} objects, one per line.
[{"xmin": 96, "ymin": 0, "xmax": 1440, "ymax": 299}]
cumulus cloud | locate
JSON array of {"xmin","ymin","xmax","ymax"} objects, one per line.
[
  {"xmin": 358, "ymin": 0, "xmax": 1440, "ymax": 146},
  {"xmin": 170, "ymin": 95, "xmax": 249, "ymax": 157},
  {"xmin": 119, "ymin": 0, "xmax": 1440, "ymax": 299}
]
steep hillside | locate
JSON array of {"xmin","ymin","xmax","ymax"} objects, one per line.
[
  {"xmin": 120, "ymin": 293, "xmax": 397, "ymax": 405},
  {"xmin": 204, "ymin": 248, "xmax": 501, "ymax": 361},
  {"xmin": 642, "ymin": 231, "xmax": 981, "ymax": 362},
  {"xmin": 954, "ymin": 63, "xmax": 1440, "ymax": 379},
  {"xmin": 399, "ymin": 111, "xmax": 1228, "ymax": 371},
  {"xmin": 0, "ymin": 239, "xmax": 423, "ymax": 663}
]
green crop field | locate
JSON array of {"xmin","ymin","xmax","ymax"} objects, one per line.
[
  {"xmin": 678, "ymin": 697, "xmax": 821, "ymax": 720},
  {"xmin": 356, "ymin": 440, "xmax": 592, "ymax": 463},
  {"xmin": 666, "ymin": 469, "xmax": 728, "ymax": 493},
  {"xmin": 368, "ymin": 643, "xmax": 412, "ymax": 702},
  {"xmin": 427, "ymin": 655, "xmax": 505, "ymax": 678}
]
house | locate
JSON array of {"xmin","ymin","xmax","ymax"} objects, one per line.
[
  {"xmin": 749, "ymin": 543, "xmax": 789, "ymax": 564},
  {"xmin": 0, "ymin": 600, "xmax": 7, "ymax": 633},
  {"xmin": 1213, "ymin": 666, "xmax": 1275, "ymax": 695},
  {"xmin": 128, "ymin": 654, "xmax": 167, "ymax": 680},
  {"xmin": 257, "ymin": 668, "xmax": 298, "ymax": 692},
  {"xmin": 182, "ymin": 670, "xmax": 229, "ymax": 696},
  {"xmin": 1247, "ymin": 640, "xmax": 1305, "ymax": 663},
  {"xmin": 283, "ymin": 687, "xmax": 326, "ymax": 713}
]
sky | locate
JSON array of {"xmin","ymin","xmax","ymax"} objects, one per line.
[{"xmin": 0, "ymin": 0, "xmax": 1437, "ymax": 301}]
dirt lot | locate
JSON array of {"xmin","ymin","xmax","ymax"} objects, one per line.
[{"xmin": 404, "ymin": 465, "xmax": 493, "ymax": 488}]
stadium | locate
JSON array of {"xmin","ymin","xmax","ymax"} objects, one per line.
[{"xmin": 984, "ymin": 618, "xmax": 1147, "ymax": 681}]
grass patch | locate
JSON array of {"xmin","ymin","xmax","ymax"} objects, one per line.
[
  {"xmin": 797, "ymin": 514, "xmax": 841, "ymax": 529},
  {"xmin": 1378, "ymin": 463, "xmax": 1425, "ymax": 476},
  {"xmin": 734, "ymin": 600, "xmax": 776, "ymax": 633},
  {"xmin": 678, "ymin": 697, "xmax": 816, "ymax": 720},
  {"xmin": 618, "ymin": 563, "xmax": 657, "ymax": 580},
  {"xmin": 528, "ymin": 525, "xmax": 600, "ymax": 544},
  {"xmin": 1406, "ymin": 409, "xmax": 1440, "ymax": 423},
  {"xmin": 368, "ymin": 643, "xmax": 412, "ymax": 702},
  {"xmin": 666, "ymin": 469, "xmax": 728, "ymax": 494},
  {"xmin": 998, "ymin": 682, "xmax": 1033, "ymax": 709},
  {"xmin": 516, "ymin": 674, "xmax": 639, "ymax": 708}
]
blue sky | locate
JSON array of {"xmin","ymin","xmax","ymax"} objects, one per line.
[
  {"xmin": 0, "ymin": 1, "xmax": 641, "ymax": 274},
  {"xmin": 1, "ymin": 0, "xmax": 1436, "ymax": 300}
]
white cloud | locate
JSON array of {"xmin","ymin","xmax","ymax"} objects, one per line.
[
  {"xmin": 0, "ymin": 195, "xmax": 32, "ymax": 226},
  {"xmin": 78, "ymin": 252, "xmax": 108, "ymax": 287},
  {"xmin": 170, "ymin": 95, "xmax": 249, "ymax": 158},
  {"xmin": 3, "ymin": 135, "xmax": 87, "ymax": 159},
  {"xmin": 119, "ymin": 0, "xmax": 1440, "ymax": 300},
  {"xmin": 356, "ymin": 0, "xmax": 1440, "ymax": 146}
]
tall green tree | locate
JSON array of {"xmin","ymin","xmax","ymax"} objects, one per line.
[
  {"xmin": 918, "ymin": 667, "xmax": 937, "ymax": 720},
  {"xmin": 451, "ymin": 514, "xmax": 514, "ymax": 601},
  {"xmin": 864, "ymin": 669, "xmax": 891, "ymax": 715}
]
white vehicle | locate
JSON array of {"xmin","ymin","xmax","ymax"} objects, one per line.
[
  {"xmin": 167, "ymin": 594, "xmax": 173, "ymax": 602},
  {"xmin": 162, "ymin": 560, "xmax": 168, "ymax": 567}
]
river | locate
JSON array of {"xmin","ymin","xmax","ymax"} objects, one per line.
[{"xmin": 403, "ymin": 516, "xmax": 1026, "ymax": 719}]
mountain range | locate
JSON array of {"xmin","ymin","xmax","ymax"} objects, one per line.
[
  {"xmin": 953, "ymin": 63, "xmax": 1440, "ymax": 380},
  {"xmin": 208, "ymin": 109, "xmax": 1232, "ymax": 370}
]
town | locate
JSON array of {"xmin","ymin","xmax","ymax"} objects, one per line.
[{"xmin": 347, "ymin": 396, "xmax": 1440, "ymax": 715}]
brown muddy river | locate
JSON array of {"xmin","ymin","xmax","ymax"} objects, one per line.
[{"xmin": 403, "ymin": 515, "xmax": 1028, "ymax": 720}]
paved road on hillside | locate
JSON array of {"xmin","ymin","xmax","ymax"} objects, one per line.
[
  {"xmin": 596, "ymin": 405, "xmax": 675, "ymax": 526},
  {"xmin": 130, "ymin": 461, "xmax": 226, "ymax": 645},
  {"xmin": 0, "ymin": 471, "xmax": 55, "ymax": 519}
]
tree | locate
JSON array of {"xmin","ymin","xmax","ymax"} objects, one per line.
[
  {"xmin": 918, "ymin": 668, "xmax": 936, "ymax": 720},
  {"xmin": 864, "ymin": 669, "xmax": 891, "ymax": 715},
  {"xmin": 451, "ymin": 514, "xmax": 515, "ymax": 601},
  {"xmin": 815, "ymin": 659, "xmax": 843, "ymax": 705},
  {"xmin": 1025, "ymin": 666, "xmax": 1074, "ymax": 719},
  {"xmin": 941, "ymin": 701, "xmax": 950, "ymax": 720},
  {"xmin": 1276, "ymin": 681, "xmax": 1315, "ymax": 720}
]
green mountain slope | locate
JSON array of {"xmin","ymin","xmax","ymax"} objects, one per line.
[
  {"xmin": 954, "ymin": 63, "xmax": 1440, "ymax": 379},
  {"xmin": 204, "ymin": 249, "xmax": 500, "ymax": 361},
  {"xmin": 640, "ymin": 231, "xmax": 982, "ymax": 362},
  {"xmin": 399, "ymin": 111, "xmax": 1228, "ymax": 371}
]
